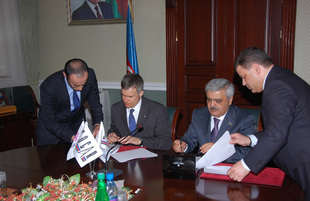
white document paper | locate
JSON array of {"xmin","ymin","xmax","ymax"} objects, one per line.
[
  {"xmin": 203, "ymin": 165, "xmax": 231, "ymax": 175},
  {"xmin": 111, "ymin": 148, "xmax": 158, "ymax": 163},
  {"xmin": 195, "ymin": 131, "xmax": 235, "ymax": 170}
]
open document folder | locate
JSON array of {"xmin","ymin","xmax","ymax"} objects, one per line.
[
  {"xmin": 195, "ymin": 131, "xmax": 235, "ymax": 173},
  {"xmin": 111, "ymin": 147, "xmax": 158, "ymax": 163}
]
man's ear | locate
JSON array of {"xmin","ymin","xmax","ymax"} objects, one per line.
[
  {"xmin": 228, "ymin": 96, "xmax": 233, "ymax": 105},
  {"xmin": 252, "ymin": 63, "xmax": 261, "ymax": 75},
  {"xmin": 139, "ymin": 90, "xmax": 144, "ymax": 98}
]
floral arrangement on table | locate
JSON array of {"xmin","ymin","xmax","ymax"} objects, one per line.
[{"xmin": 0, "ymin": 174, "xmax": 97, "ymax": 201}]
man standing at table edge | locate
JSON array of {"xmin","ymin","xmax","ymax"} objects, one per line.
[
  {"xmin": 107, "ymin": 73, "xmax": 172, "ymax": 150},
  {"xmin": 36, "ymin": 58, "xmax": 103, "ymax": 145},
  {"xmin": 228, "ymin": 47, "xmax": 310, "ymax": 199},
  {"xmin": 173, "ymin": 78, "xmax": 256, "ymax": 163}
]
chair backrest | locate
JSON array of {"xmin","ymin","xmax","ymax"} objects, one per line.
[
  {"xmin": 166, "ymin": 107, "xmax": 183, "ymax": 142},
  {"xmin": 241, "ymin": 107, "xmax": 263, "ymax": 131},
  {"xmin": 13, "ymin": 86, "xmax": 40, "ymax": 118}
]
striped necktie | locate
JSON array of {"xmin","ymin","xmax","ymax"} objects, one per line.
[
  {"xmin": 95, "ymin": 6, "xmax": 103, "ymax": 19},
  {"xmin": 210, "ymin": 118, "xmax": 220, "ymax": 142}
]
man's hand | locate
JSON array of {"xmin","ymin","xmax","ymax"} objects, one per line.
[
  {"xmin": 118, "ymin": 136, "xmax": 141, "ymax": 145},
  {"xmin": 230, "ymin": 133, "xmax": 251, "ymax": 146},
  {"xmin": 107, "ymin": 133, "xmax": 120, "ymax": 144},
  {"xmin": 227, "ymin": 161, "xmax": 250, "ymax": 182},
  {"xmin": 200, "ymin": 142, "xmax": 214, "ymax": 154},
  {"xmin": 92, "ymin": 124, "xmax": 100, "ymax": 137},
  {"xmin": 173, "ymin": 139, "xmax": 187, "ymax": 153}
]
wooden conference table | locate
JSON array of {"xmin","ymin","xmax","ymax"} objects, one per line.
[{"xmin": 0, "ymin": 144, "xmax": 305, "ymax": 200}]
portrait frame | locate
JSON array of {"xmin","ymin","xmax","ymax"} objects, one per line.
[{"xmin": 66, "ymin": 0, "xmax": 133, "ymax": 25}]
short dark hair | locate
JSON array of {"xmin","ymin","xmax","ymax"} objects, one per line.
[
  {"xmin": 121, "ymin": 73, "xmax": 144, "ymax": 93},
  {"xmin": 234, "ymin": 47, "xmax": 273, "ymax": 70},
  {"xmin": 64, "ymin": 58, "xmax": 89, "ymax": 77}
]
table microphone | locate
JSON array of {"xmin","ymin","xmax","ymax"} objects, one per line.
[
  {"xmin": 98, "ymin": 125, "xmax": 144, "ymax": 178},
  {"xmin": 114, "ymin": 125, "xmax": 144, "ymax": 145}
]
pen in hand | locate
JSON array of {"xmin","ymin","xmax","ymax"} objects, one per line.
[{"xmin": 180, "ymin": 138, "xmax": 183, "ymax": 153}]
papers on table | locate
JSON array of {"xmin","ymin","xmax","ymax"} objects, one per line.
[
  {"xmin": 195, "ymin": 131, "xmax": 235, "ymax": 174},
  {"xmin": 203, "ymin": 165, "xmax": 231, "ymax": 175},
  {"xmin": 111, "ymin": 148, "xmax": 158, "ymax": 163}
]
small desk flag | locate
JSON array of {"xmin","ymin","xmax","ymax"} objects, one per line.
[{"xmin": 67, "ymin": 121, "xmax": 103, "ymax": 168}]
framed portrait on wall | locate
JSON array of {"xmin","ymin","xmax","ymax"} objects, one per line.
[{"xmin": 67, "ymin": 0, "xmax": 133, "ymax": 25}]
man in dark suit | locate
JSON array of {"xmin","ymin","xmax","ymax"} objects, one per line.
[
  {"xmin": 173, "ymin": 78, "xmax": 256, "ymax": 163},
  {"xmin": 228, "ymin": 47, "xmax": 310, "ymax": 199},
  {"xmin": 107, "ymin": 73, "xmax": 172, "ymax": 150},
  {"xmin": 36, "ymin": 58, "xmax": 103, "ymax": 145},
  {"xmin": 72, "ymin": 0, "xmax": 114, "ymax": 20}
]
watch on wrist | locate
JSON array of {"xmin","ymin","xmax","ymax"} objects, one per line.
[{"xmin": 139, "ymin": 137, "xmax": 143, "ymax": 146}]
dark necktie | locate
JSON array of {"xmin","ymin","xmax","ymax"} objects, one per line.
[
  {"xmin": 73, "ymin": 91, "xmax": 80, "ymax": 111},
  {"xmin": 95, "ymin": 6, "xmax": 103, "ymax": 19},
  {"xmin": 210, "ymin": 118, "xmax": 220, "ymax": 142},
  {"xmin": 129, "ymin": 109, "xmax": 136, "ymax": 132}
]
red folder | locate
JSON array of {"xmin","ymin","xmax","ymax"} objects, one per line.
[
  {"xmin": 200, "ymin": 163, "xmax": 285, "ymax": 187},
  {"xmin": 117, "ymin": 145, "xmax": 147, "ymax": 153}
]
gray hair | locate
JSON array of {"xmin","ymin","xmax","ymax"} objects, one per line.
[
  {"xmin": 121, "ymin": 73, "xmax": 144, "ymax": 93},
  {"xmin": 205, "ymin": 78, "xmax": 234, "ymax": 100},
  {"xmin": 234, "ymin": 46, "xmax": 273, "ymax": 70}
]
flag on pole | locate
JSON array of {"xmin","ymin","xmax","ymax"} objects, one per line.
[
  {"xmin": 67, "ymin": 121, "xmax": 85, "ymax": 161},
  {"xmin": 126, "ymin": 1, "xmax": 139, "ymax": 74},
  {"xmin": 67, "ymin": 121, "xmax": 103, "ymax": 168},
  {"xmin": 96, "ymin": 121, "xmax": 109, "ymax": 163}
]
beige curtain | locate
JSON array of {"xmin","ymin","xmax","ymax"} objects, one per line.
[{"xmin": 0, "ymin": 0, "xmax": 27, "ymax": 88}]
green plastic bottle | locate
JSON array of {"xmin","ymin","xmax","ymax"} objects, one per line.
[{"xmin": 95, "ymin": 173, "xmax": 109, "ymax": 201}]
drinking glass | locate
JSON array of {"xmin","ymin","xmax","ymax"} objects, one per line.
[
  {"xmin": 86, "ymin": 160, "xmax": 96, "ymax": 179},
  {"xmin": 0, "ymin": 172, "xmax": 6, "ymax": 188}
]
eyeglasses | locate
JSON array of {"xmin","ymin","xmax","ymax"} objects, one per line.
[{"xmin": 67, "ymin": 79, "xmax": 89, "ymax": 89}]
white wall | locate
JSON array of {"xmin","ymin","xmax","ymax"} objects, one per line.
[
  {"xmin": 294, "ymin": 0, "xmax": 310, "ymax": 84},
  {"xmin": 37, "ymin": 0, "xmax": 310, "ymax": 88},
  {"xmin": 37, "ymin": 0, "xmax": 166, "ymax": 87}
]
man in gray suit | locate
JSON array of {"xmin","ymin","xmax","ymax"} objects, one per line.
[
  {"xmin": 107, "ymin": 73, "xmax": 172, "ymax": 150},
  {"xmin": 173, "ymin": 78, "xmax": 256, "ymax": 163}
]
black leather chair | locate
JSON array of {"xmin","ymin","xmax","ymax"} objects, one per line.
[
  {"xmin": 241, "ymin": 107, "xmax": 263, "ymax": 131},
  {"xmin": 166, "ymin": 107, "xmax": 183, "ymax": 142},
  {"xmin": 13, "ymin": 85, "xmax": 40, "ymax": 145}
]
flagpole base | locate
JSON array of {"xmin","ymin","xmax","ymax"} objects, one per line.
[{"xmin": 97, "ymin": 169, "xmax": 123, "ymax": 178}]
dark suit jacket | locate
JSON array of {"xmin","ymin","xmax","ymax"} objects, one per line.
[
  {"xmin": 244, "ymin": 66, "xmax": 310, "ymax": 174},
  {"xmin": 36, "ymin": 68, "xmax": 103, "ymax": 145},
  {"xmin": 72, "ymin": 1, "xmax": 114, "ymax": 20},
  {"xmin": 107, "ymin": 97, "xmax": 172, "ymax": 150},
  {"xmin": 182, "ymin": 105, "xmax": 256, "ymax": 163}
]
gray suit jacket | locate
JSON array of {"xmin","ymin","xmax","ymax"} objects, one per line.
[
  {"xmin": 108, "ymin": 97, "xmax": 172, "ymax": 150},
  {"xmin": 182, "ymin": 105, "xmax": 256, "ymax": 163}
]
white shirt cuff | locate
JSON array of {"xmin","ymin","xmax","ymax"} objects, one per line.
[
  {"xmin": 241, "ymin": 159, "xmax": 251, "ymax": 171},
  {"xmin": 248, "ymin": 134, "xmax": 258, "ymax": 147}
]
